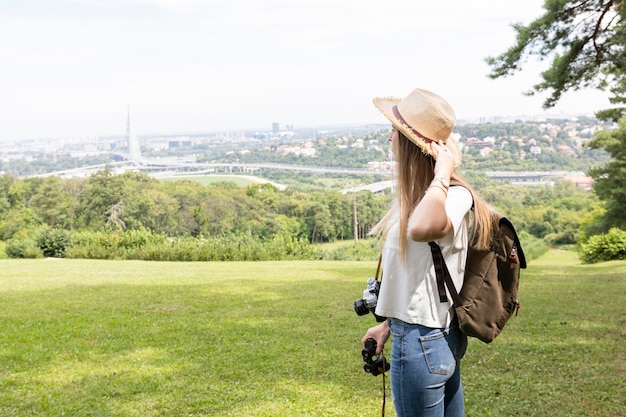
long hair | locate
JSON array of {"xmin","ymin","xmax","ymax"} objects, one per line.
[{"xmin": 371, "ymin": 131, "xmax": 495, "ymax": 254}]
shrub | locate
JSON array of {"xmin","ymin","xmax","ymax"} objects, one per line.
[
  {"xmin": 5, "ymin": 238, "xmax": 43, "ymax": 259},
  {"xmin": 580, "ymin": 228, "xmax": 626, "ymax": 264},
  {"xmin": 517, "ymin": 231, "xmax": 549, "ymax": 262},
  {"xmin": 35, "ymin": 228, "xmax": 71, "ymax": 258},
  {"xmin": 322, "ymin": 239, "xmax": 379, "ymax": 261},
  {"xmin": 67, "ymin": 229, "xmax": 167, "ymax": 260},
  {"xmin": 65, "ymin": 230, "xmax": 324, "ymax": 261}
]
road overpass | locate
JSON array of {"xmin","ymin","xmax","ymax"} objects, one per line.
[
  {"xmin": 485, "ymin": 170, "xmax": 588, "ymax": 185},
  {"xmin": 34, "ymin": 159, "xmax": 392, "ymax": 179},
  {"xmin": 31, "ymin": 156, "xmax": 589, "ymax": 191}
]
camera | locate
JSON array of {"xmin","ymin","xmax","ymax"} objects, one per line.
[
  {"xmin": 354, "ymin": 277, "xmax": 386, "ymax": 322},
  {"xmin": 362, "ymin": 338, "xmax": 390, "ymax": 376}
]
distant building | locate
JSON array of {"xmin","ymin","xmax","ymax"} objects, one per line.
[
  {"xmin": 486, "ymin": 171, "xmax": 592, "ymax": 188},
  {"xmin": 558, "ymin": 144, "xmax": 575, "ymax": 156},
  {"xmin": 464, "ymin": 137, "xmax": 493, "ymax": 149},
  {"xmin": 479, "ymin": 147, "xmax": 493, "ymax": 157}
]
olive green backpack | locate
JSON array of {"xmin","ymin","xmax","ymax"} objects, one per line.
[{"xmin": 429, "ymin": 214, "xmax": 527, "ymax": 343}]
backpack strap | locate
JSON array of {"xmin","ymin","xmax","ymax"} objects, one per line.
[
  {"xmin": 429, "ymin": 180, "xmax": 475, "ymax": 306},
  {"xmin": 428, "ymin": 241, "xmax": 462, "ymax": 307},
  {"xmin": 499, "ymin": 217, "xmax": 527, "ymax": 268},
  {"xmin": 429, "ymin": 241, "xmax": 449, "ymax": 303}
]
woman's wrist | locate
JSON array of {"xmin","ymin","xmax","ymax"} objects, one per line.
[
  {"xmin": 425, "ymin": 182, "xmax": 448, "ymax": 196},
  {"xmin": 431, "ymin": 176, "xmax": 450, "ymax": 190}
]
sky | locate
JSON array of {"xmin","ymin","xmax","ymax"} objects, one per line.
[{"xmin": 0, "ymin": 0, "xmax": 613, "ymax": 142}]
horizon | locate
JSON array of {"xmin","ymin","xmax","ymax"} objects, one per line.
[{"xmin": 4, "ymin": 108, "xmax": 603, "ymax": 144}]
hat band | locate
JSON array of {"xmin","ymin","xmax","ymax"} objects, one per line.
[{"xmin": 392, "ymin": 105, "xmax": 431, "ymax": 142}]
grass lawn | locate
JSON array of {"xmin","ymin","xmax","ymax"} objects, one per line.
[{"xmin": 0, "ymin": 250, "xmax": 624, "ymax": 416}]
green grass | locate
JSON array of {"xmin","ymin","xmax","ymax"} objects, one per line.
[
  {"xmin": 0, "ymin": 251, "xmax": 624, "ymax": 416},
  {"xmin": 156, "ymin": 174, "xmax": 274, "ymax": 187},
  {"xmin": 464, "ymin": 249, "xmax": 626, "ymax": 416},
  {"xmin": 317, "ymin": 238, "xmax": 374, "ymax": 251}
]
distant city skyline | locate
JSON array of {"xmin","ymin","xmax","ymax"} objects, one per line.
[{"xmin": 0, "ymin": 0, "xmax": 612, "ymax": 142}]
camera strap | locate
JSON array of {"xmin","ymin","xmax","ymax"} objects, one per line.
[
  {"xmin": 381, "ymin": 356, "xmax": 388, "ymax": 417},
  {"xmin": 371, "ymin": 254, "xmax": 388, "ymax": 417},
  {"xmin": 375, "ymin": 254, "xmax": 382, "ymax": 283}
]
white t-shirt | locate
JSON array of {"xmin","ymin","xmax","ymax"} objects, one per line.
[{"xmin": 375, "ymin": 186, "xmax": 473, "ymax": 328}]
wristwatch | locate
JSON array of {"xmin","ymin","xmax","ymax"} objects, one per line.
[{"xmin": 432, "ymin": 177, "xmax": 450, "ymax": 190}]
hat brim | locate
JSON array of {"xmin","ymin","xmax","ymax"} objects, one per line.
[{"xmin": 373, "ymin": 96, "xmax": 461, "ymax": 167}]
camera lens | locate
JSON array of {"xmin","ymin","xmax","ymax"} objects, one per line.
[{"xmin": 354, "ymin": 299, "xmax": 370, "ymax": 316}]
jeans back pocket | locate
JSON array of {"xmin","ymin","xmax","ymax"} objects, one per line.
[{"xmin": 419, "ymin": 332, "xmax": 456, "ymax": 376}]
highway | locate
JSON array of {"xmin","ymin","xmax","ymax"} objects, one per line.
[{"xmin": 34, "ymin": 158, "xmax": 391, "ymax": 178}]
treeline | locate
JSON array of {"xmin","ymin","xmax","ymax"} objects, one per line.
[
  {"xmin": 0, "ymin": 168, "xmax": 608, "ymax": 262},
  {"xmin": 0, "ymin": 170, "xmax": 391, "ymax": 260}
]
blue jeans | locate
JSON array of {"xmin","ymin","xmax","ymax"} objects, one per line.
[{"xmin": 387, "ymin": 318, "xmax": 468, "ymax": 417}]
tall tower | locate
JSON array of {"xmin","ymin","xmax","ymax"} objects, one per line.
[{"xmin": 127, "ymin": 107, "xmax": 142, "ymax": 163}]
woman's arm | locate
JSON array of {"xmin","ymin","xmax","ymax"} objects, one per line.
[{"xmin": 408, "ymin": 141, "xmax": 455, "ymax": 242}]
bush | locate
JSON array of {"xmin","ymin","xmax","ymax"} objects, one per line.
[
  {"xmin": 322, "ymin": 239, "xmax": 380, "ymax": 261},
  {"xmin": 580, "ymin": 228, "xmax": 626, "ymax": 264},
  {"xmin": 5, "ymin": 238, "xmax": 43, "ymax": 258},
  {"xmin": 3, "ymin": 227, "xmax": 551, "ymax": 264},
  {"xmin": 35, "ymin": 228, "xmax": 71, "ymax": 258},
  {"xmin": 65, "ymin": 230, "xmax": 324, "ymax": 261},
  {"xmin": 67, "ymin": 229, "xmax": 167, "ymax": 260},
  {"xmin": 517, "ymin": 231, "xmax": 549, "ymax": 263}
]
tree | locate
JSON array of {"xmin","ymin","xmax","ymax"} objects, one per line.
[
  {"xmin": 161, "ymin": 180, "xmax": 209, "ymax": 236},
  {"xmin": 28, "ymin": 176, "xmax": 69, "ymax": 229},
  {"xmin": 0, "ymin": 175, "xmax": 15, "ymax": 216},
  {"xmin": 61, "ymin": 178, "xmax": 83, "ymax": 230},
  {"xmin": 117, "ymin": 175, "xmax": 179, "ymax": 234},
  {"xmin": 303, "ymin": 197, "xmax": 334, "ymax": 243},
  {"xmin": 586, "ymin": 118, "xmax": 626, "ymax": 229},
  {"xmin": 75, "ymin": 169, "xmax": 126, "ymax": 230},
  {"xmin": 486, "ymin": 0, "xmax": 625, "ymax": 122},
  {"xmin": 486, "ymin": 1, "xmax": 626, "ymax": 233}
]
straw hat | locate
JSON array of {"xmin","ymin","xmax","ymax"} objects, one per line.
[{"xmin": 373, "ymin": 88, "xmax": 461, "ymax": 166}]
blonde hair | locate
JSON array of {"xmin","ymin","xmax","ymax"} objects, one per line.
[{"xmin": 371, "ymin": 131, "xmax": 495, "ymax": 254}]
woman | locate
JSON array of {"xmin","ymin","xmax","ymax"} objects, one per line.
[{"xmin": 362, "ymin": 88, "xmax": 494, "ymax": 417}]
